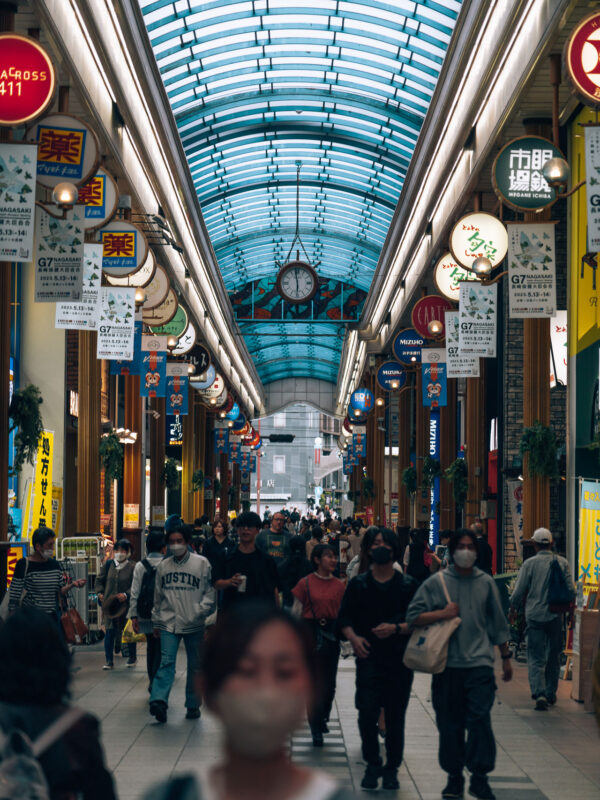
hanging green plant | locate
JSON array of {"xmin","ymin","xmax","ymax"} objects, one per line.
[
  {"xmin": 362, "ymin": 476, "xmax": 376, "ymax": 500},
  {"xmin": 213, "ymin": 478, "xmax": 222, "ymax": 494},
  {"xmin": 401, "ymin": 466, "xmax": 417, "ymax": 497},
  {"xmin": 99, "ymin": 432, "xmax": 124, "ymax": 481},
  {"xmin": 519, "ymin": 421, "xmax": 557, "ymax": 477},
  {"xmin": 586, "ymin": 431, "xmax": 600, "ymax": 464},
  {"xmin": 161, "ymin": 457, "xmax": 181, "ymax": 491},
  {"xmin": 241, "ymin": 500, "xmax": 251, "ymax": 513},
  {"xmin": 191, "ymin": 468, "xmax": 204, "ymax": 493},
  {"xmin": 346, "ymin": 490, "xmax": 356, "ymax": 502},
  {"xmin": 422, "ymin": 456, "xmax": 441, "ymax": 491},
  {"xmin": 444, "ymin": 458, "xmax": 469, "ymax": 509},
  {"xmin": 8, "ymin": 384, "xmax": 44, "ymax": 476}
]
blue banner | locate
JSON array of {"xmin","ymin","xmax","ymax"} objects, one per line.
[
  {"xmin": 429, "ymin": 409, "xmax": 441, "ymax": 545},
  {"xmin": 214, "ymin": 429, "xmax": 229, "ymax": 455},
  {"xmin": 166, "ymin": 375, "xmax": 188, "ymax": 415},
  {"xmin": 352, "ymin": 432, "xmax": 367, "ymax": 457},
  {"xmin": 140, "ymin": 351, "xmax": 167, "ymax": 398},
  {"xmin": 109, "ymin": 319, "xmax": 142, "ymax": 375},
  {"xmin": 228, "ymin": 441, "xmax": 242, "ymax": 464},
  {"xmin": 422, "ymin": 351, "xmax": 447, "ymax": 408}
]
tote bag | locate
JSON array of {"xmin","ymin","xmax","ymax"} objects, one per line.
[{"xmin": 403, "ymin": 571, "xmax": 461, "ymax": 674}]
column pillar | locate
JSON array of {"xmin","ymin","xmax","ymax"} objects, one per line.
[
  {"xmin": 149, "ymin": 397, "xmax": 166, "ymax": 514},
  {"xmin": 219, "ymin": 452, "xmax": 229, "ymax": 519},
  {"xmin": 181, "ymin": 401, "xmax": 195, "ymax": 522},
  {"xmin": 193, "ymin": 401, "xmax": 206, "ymax": 519},
  {"xmin": 76, "ymin": 331, "xmax": 101, "ymax": 533},
  {"xmin": 465, "ymin": 373, "xmax": 485, "ymax": 527},
  {"xmin": 123, "ymin": 375, "xmax": 142, "ymax": 551},
  {"xmin": 204, "ymin": 415, "xmax": 216, "ymax": 519},
  {"xmin": 440, "ymin": 378, "xmax": 457, "ymax": 529},
  {"xmin": 397, "ymin": 385, "xmax": 412, "ymax": 526}
]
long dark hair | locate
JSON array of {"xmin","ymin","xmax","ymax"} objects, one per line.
[
  {"xmin": 358, "ymin": 526, "xmax": 379, "ymax": 574},
  {"xmin": 406, "ymin": 528, "xmax": 429, "ymax": 581}
]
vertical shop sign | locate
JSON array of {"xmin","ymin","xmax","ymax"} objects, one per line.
[
  {"xmin": 445, "ymin": 311, "xmax": 479, "ymax": 378},
  {"xmin": 579, "ymin": 480, "xmax": 600, "ymax": 583},
  {"xmin": 35, "ymin": 206, "xmax": 84, "ymax": 301},
  {"xmin": 97, "ymin": 287, "xmax": 135, "ymax": 360},
  {"xmin": 429, "ymin": 410, "xmax": 440, "ymax": 544},
  {"xmin": 140, "ymin": 334, "xmax": 167, "ymax": 399},
  {"xmin": 214, "ymin": 428, "xmax": 229, "ymax": 455},
  {"xmin": 0, "ymin": 143, "xmax": 37, "ymax": 261},
  {"xmin": 458, "ymin": 282, "xmax": 497, "ymax": 357},
  {"xmin": 29, "ymin": 431, "xmax": 53, "ymax": 536},
  {"xmin": 51, "ymin": 485, "xmax": 63, "ymax": 535},
  {"xmin": 55, "ymin": 243, "xmax": 102, "ymax": 330},
  {"xmin": 584, "ymin": 126, "xmax": 600, "ymax": 252},
  {"xmin": 507, "ymin": 222, "xmax": 556, "ymax": 318},
  {"xmin": 422, "ymin": 349, "xmax": 447, "ymax": 408},
  {"xmin": 166, "ymin": 362, "xmax": 189, "ymax": 416}
]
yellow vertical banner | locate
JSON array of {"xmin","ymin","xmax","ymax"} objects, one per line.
[
  {"xmin": 579, "ymin": 480, "xmax": 600, "ymax": 584},
  {"xmin": 29, "ymin": 431, "xmax": 54, "ymax": 536},
  {"xmin": 51, "ymin": 485, "xmax": 63, "ymax": 536}
]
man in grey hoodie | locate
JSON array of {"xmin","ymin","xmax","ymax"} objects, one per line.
[
  {"xmin": 149, "ymin": 523, "xmax": 216, "ymax": 724},
  {"xmin": 406, "ymin": 529, "xmax": 512, "ymax": 800}
]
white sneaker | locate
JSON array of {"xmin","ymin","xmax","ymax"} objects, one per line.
[
  {"xmin": 102, "ymin": 662, "xmax": 114, "ymax": 670},
  {"xmin": 127, "ymin": 660, "xmax": 137, "ymax": 668}
]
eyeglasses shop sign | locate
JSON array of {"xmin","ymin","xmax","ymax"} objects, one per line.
[{"xmin": 492, "ymin": 136, "xmax": 564, "ymax": 212}]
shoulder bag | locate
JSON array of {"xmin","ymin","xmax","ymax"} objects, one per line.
[
  {"xmin": 0, "ymin": 558, "xmax": 30, "ymax": 621},
  {"xmin": 403, "ymin": 571, "xmax": 461, "ymax": 674}
]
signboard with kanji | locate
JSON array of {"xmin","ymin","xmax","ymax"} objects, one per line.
[
  {"xmin": 444, "ymin": 311, "xmax": 479, "ymax": 378},
  {"xmin": 142, "ymin": 288, "xmax": 178, "ymax": 327},
  {"xmin": 97, "ymin": 287, "xmax": 136, "ymax": 360},
  {"xmin": 107, "ymin": 248, "xmax": 156, "ymax": 288},
  {"xmin": 55, "ymin": 243, "xmax": 102, "ymax": 330},
  {"xmin": 392, "ymin": 328, "xmax": 424, "ymax": 364},
  {"xmin": 507, "ymin": 222, "xmax": 557, "ymax": 318},
  {"xmin": 151, "ymin": 305, "xmax": 188, "ymax": 338},
  {"xmin": 565, "ymin": 12, "xmax": 600, "ymax": 109},
  {"xmin": 0, "ymin": 34, "xmax": 55, "ymax": 126},
  {"xmin": 78, "ymin": 167, "xmax": 118, "ymax": 230},
  {"xmin": 578, "ymin": 480, "xmax": 600, "ymax": 583},
  {"xmin": 0, "ymin": 143, "xmax": 37, "ymax": 262},
  {"xmin": 492, "ymin": 136, "xmax": 563, "ymax": 212},
  {"xmin": 26, "ymin": 112, "xmax": 99, "ymax": 188},
  {"xmin": 450, "ymin": 212, "xmax": 508, "ymax": 270},
  {"xmin": 458, "ymin": 282, "xmax": 497, "ymax": 357},
  {"xmin": 433, "ymin": 251, "xmax": 480, "ymax": 301},
  {"xmin": 584, "ymin": 126, "xmax": 600, "ymax": 252},
  {"xmin": 35, "ymin": 206, "xmax": 84, "ymax": 302},
  {"xmin": 29, "ymin": 430, "xmax": 53, "ymax": 536},
  {"xmin": 99, "ymin": 220, "xmax": 148, "ymax": 278},
  {"xmin": 172, "ymin": 321, "xmax": 196, "ymax": 356}
]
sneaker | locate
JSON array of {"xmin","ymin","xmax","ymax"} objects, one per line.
[
  {"xmin": 312, "ymin": 733, "xmax": 324, "ymax": 747},
  {"xmin": 442, "ymin": 774, "xmax": 464, "ymax": 798},
  {"xmin": 469, "ymin": 775, "xmax": 495, "ymax": 800},
  {"xmin": 361, "ymin": 764, "xmax": 382, "ymax": 791},
  {"xmin": 102, "ymin": 662, "xmax": 113, "ymax": 670},
  {"xmin": 126, "ymin": 659, "xmax": 137, "ymax": 668},
  {"xmin": 546, "ymin": 694, "xmax": 556, "ymax": 706},
  {"xmin": 321, "ymin": 720, "xmax": 329, "ymax": 734},
  {"xmin": 382, "ymin": 767, "xmax": 399, "ymax": 790},
  {"xmin": 150, "ymin": 700, "xmax": 167, "ymax": 724},
  {"xmin": 535, "ymin": 695, "xmax": 548, "ymax": 711},
  {"xmin": 185, "ymin": 707, "xmax": 201, "ymax": 720}
]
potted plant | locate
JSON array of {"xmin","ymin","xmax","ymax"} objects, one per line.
[
  {"xmin": 362, "ymin": 476, "xmax": 375, "ymax": 501},
  {"xmin": 519, "ymin": 421, "xmax": 557, "ymax": 477},
  {"xmin": 401, "ymin": 465, "xmax": 417, "ymax": 497},
  {"xmin": 444, "ymin": 458, "xmax": 469, "ymax": 509},
  {"xmin": 8, "ymin": 384, "xmax": 44, "ymax": 475},
  {"xmin": 422, "ymin": 456, "xmax": 441, "ymax": 491},
  {"xmin": 191, "ymin": 468, "xmax": 204, "ymax": 493},
  {"xmin": 99, "ymin": 432, "xmax": 124, "ymax": 481},
  {"xmin": 161, "ymin": 457, "xmax": 181, "ymax": 491}
]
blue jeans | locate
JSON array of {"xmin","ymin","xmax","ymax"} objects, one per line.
[
  {"xmin": 104, "ymin": 623, "xmax": 136, "ymax": 664},
  {"xmin": 526, "ymin": 617, "xmax": 562, "ymax": 700},
  {"xmin": 150, "ymin": 630, "xmax": 203, "ymax": 709}
]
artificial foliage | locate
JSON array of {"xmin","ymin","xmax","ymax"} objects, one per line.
[
  {"xmin": 422, "ymin": 456, "xmax": 441, "ymax": 490},
  {"xmin": 99, "ymin": 432, "xmax": 124, "ymax": 481},
  {"xmin": 161, "ymin": 457, "xmax": 181, "ymax": 491},
  {"xmin": 362, "ymin": 476, "xmax": 376, "ymax": 500},
  {"xmin": 444, "ymin": 458, "xmax": 469, "ymax": 509},
  {"xmin": 519, "ymin": 421, "xmax": 557, "ymax": 477},
  {"xmin": 191, "ymin": 468, "xmax": 204, "ymax": 493},
  {"xmin": 8, "ymin": 384, "xmax": 44, "ymax": 475},
  {"xmin": 401, "ymin": 466, "xmax": 417, "ymax": 497}
]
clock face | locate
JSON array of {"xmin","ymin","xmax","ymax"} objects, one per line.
[{"xmin": 277, "ymin": 261, "xmax": 318, "ymax": 303}]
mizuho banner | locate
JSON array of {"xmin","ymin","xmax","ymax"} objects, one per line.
[
  {"xmin": 458, "ymin": 282, "xmax": 497, "ymax": 357},
  {"xmin": 584, "ymin": 126, "xmax": 600, "ymax": 252},
  {"xmin": 579, "ymin": 480, "xmax": 600, "ymax": 583},
  {"xmin": 507, "ymin": 223, "xmax": 556, "ymax": 318}
]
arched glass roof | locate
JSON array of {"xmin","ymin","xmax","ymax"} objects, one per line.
[{"xmin": 139, "ymin": 0, "xmax": 462, "ymax": 385}]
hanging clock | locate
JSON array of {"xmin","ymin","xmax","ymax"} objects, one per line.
[{"xmin": 276, "ymin": 259, "xmax": 318, "ymax": 304}]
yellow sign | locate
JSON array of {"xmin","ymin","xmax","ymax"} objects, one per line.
[
  {"xmin": 30, "ymin": 430, "xmax": 53, "ymax": 534},
  {"xmin": 51, "ymin": 484, "xmax": 63, "ymax": 535},
  {"xmin": 101, "ymin": 230, "xmax": 135, "ymax": 259},
  {"xmin": 37, "ymin": 125, "xmax": 84, "ymax": 166},
  {"xmin": 579, "ymin": 480, "xmax": 600, "ymax": 584},
  {"xmin": 123, "ymin": 503, "xmax": 139, "ymax": 529}
]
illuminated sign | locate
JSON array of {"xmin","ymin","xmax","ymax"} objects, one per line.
[
  {"xmin": 393, "ymin": 328, "xmax": 424, "ymax": 364},
  {"xmin": 376, "ymin": 361, "xmax": 407, "ymax": 391},
  {"xmin": 449, "ymin": 212, "xmax": 508, "ymax": 270},
  {"xmin": 99, "ymin": 220, "xmax": 148, "ymax": 277},
  {"xmin": 411, "ymin": 294, "xmax": 453, "ymax": 340},
  {"xmin": 26, "ymin": 113, "xmax": 99, "ymax": 188},
  {"xmin": 492, "ymin": 136, "xmax": 563, "ymax": 212},
  {"xmin": 434, "ymin": 252, "xmax": 480, "ymax": 301},
  {"xmin": 565, "ymin": 12, "xmax": 600, "ymax": 109},
  {"xmin": 0, "ymin": 34, "xmax": 55, "ymax": 126}
]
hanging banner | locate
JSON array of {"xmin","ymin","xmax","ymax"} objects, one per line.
[
  {"xmin": 434, "ymin": 252, "xmax": 480, "ymax": 301},
  {"xmin": 0, "ymin": 143, "xmax": 37, "ymax": 261},
  {"xmin": 228, "ymin": 440, "xmax": 242, "ymax": 464},
  {"xmin": 343, "ymin": 456, "xmax": 353, "ymax": 475},
  {"xmin": 55, "ymin": 243, "xmax": 102, "ymax": 330},
  {"xmin": 214, "ymin": 428, "xmax": 229, "ymax": 455},
  {"xmin": 77, "ymin": 167, "xmax": 119, "ymax": 231},
  {"xmin": 109, "ymin": 318, "xmax": 142, "ymax": 374},
  {"xmin": 445, "ymin": 311, "xmax": 479, "ymax": 378},
  {"xmin": 584, "ymin": 126, "xmax": 600, "ymax": 252},
  {"xmin": 35, "ymin": 206, "xmax": 84, "ymax": 302},
  {"xmin": 140, "ymin": 349, "xmax": 167, "ymax": 399},
  {"xmin": 550, "ymin": 311, "xmax": 568, "ymax": 388},
  {"xmin": 458, "ymin": 282, "xmax": 497, "ymax": 357},
  {"xmin": 26, "ymin": 113, "xmax": 99, "ymax": 188},
  {"xmin": 422, "ymin": 349, "xmax": 447, "ymax": 408},
  {"xmin": 166, "ymin": 362, "xmax": 189, "ymax": 416},
  {"xmin": 429, "ymin": 410, "xmax": 441, "ymax": 544},
  {"xmin": 29, "ymin": 430, "xmax": 53, "ymax": 536},
  {"xmin": 507, "ymin": 480, "xmax": 524, "ymax": 558},
  {"xmin": 450, "ymin": 212, "xmax": 508, "ymax": 270},
  {"xmin": 352, "ymin": 432, "xmax": 367, "ymax": 457},
  {"xmin": 97, "ymin": 287, "xmax": 136, "ymax": 360},
  {"xmin": 167, "ymin": 414, "xmax": 183, "ymax": 446},
  {"xmin": 507, "ymin": 222, "xmax": 556, "ymax": 318},
  {"xmin": 578, "ymin": 480, "xmax": 600, "ymax": 583}
]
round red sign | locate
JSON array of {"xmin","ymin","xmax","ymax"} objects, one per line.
[
  {"xmin": 0, "ymin": 34, "xmax": 55, "ymax": 126},
  {"xmin": 411, "ymin": 294, "xmax": 454, "ymax": 340},
  {"xmin": 565, "ymin": 12, "xmax": 600, "ymax": 109}
]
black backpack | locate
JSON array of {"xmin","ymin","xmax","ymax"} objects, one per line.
[
  {"xmin": 547, "ymin": 556, "xmax": 573, "ymax": 613},
  {"xmin": 137, "ymin": 559, "xmax": 157, "ymax": 619}
]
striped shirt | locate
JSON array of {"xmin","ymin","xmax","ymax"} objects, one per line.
[{"xmin": 9, "ymin": 558, "xmax": 66, "ymax": 614}]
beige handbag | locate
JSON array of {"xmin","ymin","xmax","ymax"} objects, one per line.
[{"xmin": 403, "ymin": 571, "xmax": 461, "ymax": 674}]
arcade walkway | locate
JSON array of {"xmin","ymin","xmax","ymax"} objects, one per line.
[{"xmin": 70, "ymin": 647, "xmax": 600, "ymax": 800}]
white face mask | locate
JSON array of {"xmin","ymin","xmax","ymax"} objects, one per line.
[
  {"xmin": 215, "ymin": 687, "xmax": 306, "ymax": 758},
  {"xmin": 113, "ymin": 551, "xmax": 127, "ymax": 563},
  {"xmin": 453, "ymin": 548, "xmax": 477, "ymax": 569},
  {"xmin": 42, "ymin": 549, "xmax": 54, "ymax": 561},
  {"xmin": 170, "ymin": 543, "xmax": 187, "ymax": 557}
]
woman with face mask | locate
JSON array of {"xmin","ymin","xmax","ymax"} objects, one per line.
[
  {"xmin": 7, "ymin": 527, "xmax": 85, "ymax": 621},
  {"xmin": 95, "ymin": 538, "xmax": 136, "ymax": 670},
  {"xmin": 145, "ymin": 602, "xmax": 355, "ymax": 800},
  {"xmin": 338, "ymin": 529, "xmax": 418, "ymax": 791}
]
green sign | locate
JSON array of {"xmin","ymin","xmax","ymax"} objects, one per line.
[
  {"xmin": 151, "ymin": 305, "xmax": 188, "ymax": 338},
  {"xmin": 492, "ymin": 135, "xmax": 564, "ymax": 212}
]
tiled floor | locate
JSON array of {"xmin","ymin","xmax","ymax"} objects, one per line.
[{"xmin": 70, "ymin": 646, "xmax": 600, "ymax": 800}]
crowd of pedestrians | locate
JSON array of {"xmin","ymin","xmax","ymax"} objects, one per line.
[{"xmin": 0, "ymin": 511, "xmax": 577, "ymax": 800}]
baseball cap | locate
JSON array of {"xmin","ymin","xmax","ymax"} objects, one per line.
[{"xmin": 532, "ymin": 527, "xmax": 552, "ymax": 544}]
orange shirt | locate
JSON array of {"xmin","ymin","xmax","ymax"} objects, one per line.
[{"xmin": 292, "ymin": 572, "xmax": 346, "ymax": 620}]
